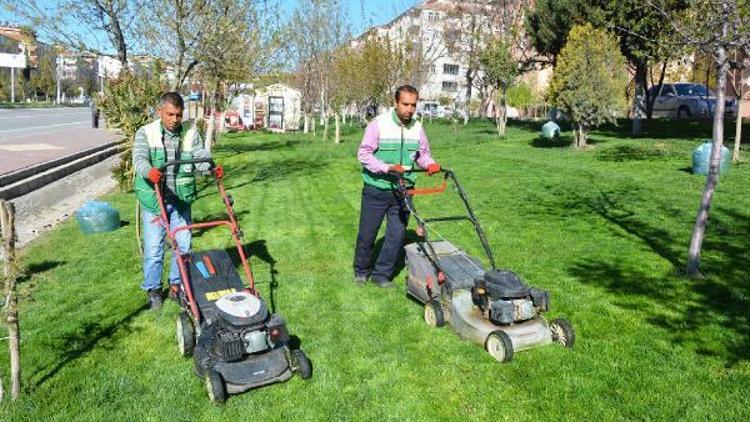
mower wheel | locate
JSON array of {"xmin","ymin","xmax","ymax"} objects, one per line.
[
  {"xmin": 292, "ymin": 349, "xmax": 313, "ymax": 379},
  {"xmin": 485, "ymin": 331, "xmax": 514, "ymax": 363},
  {"xmin": 549, "ymin": 318, "xmax": 576, "ymax": 348},
  {"xmin": 205, "ymin": 369, "xmax": 226, "ymax": 403},
  {"xmin": 424, "ymin": 301, "xmax": 445, "ymax": 327},
  {"xmin": 176, "ymin": 311, "xmax": 195, "ymax": 357}
]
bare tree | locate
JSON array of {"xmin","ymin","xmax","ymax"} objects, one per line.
[
  {"xmin": 137, "ymin": 0, "xmax": 208, "ymax": 90},
  {"xmin": 194, "ymin": 0, "xmax": 269, "ymax": 147},
  {"xmin": 649, "ymin": 0, "xmax": 750, "ymax": 276},
  {"xmin": 286, "ymin": 0, "xmax": 349, "ymax": 137},
  {"xmin": 4, "ymin": 0, "xmax": 140, "ymax": 68},
  {"xmin": 0, "ymin": 200, "xmax": 20, "ymax": 401}
]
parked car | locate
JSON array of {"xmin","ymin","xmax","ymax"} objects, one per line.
[
  {"xmin": 436, "ymin": 105, "xmax": 454, "ymax": 118},
  {"xmin": 648, "ymin": 83, "xmax": 737, "ymax": 119},
  {"xmin": 417, "ymin": 101, "xmax": 439, "ymax": 118}
]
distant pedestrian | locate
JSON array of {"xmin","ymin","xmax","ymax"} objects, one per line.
[{"xmin": 90, "ymin": 97, "xmax": 100, "ymax": 129}]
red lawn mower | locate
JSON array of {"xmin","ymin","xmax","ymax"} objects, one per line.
[{"xmin": 154, "ymin": 159, "xmax": 312, "ymax": 403}]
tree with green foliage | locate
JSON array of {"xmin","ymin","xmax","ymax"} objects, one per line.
[
  {"xmin": 479, "ymin": 38, "xmax": 518, "ymax": 137},
  {"xmin": 549, "ymin": 24, "xmax": 628, "ymax": 148},
  {"xmin": 524, "ymin": 0, "xmax": 601, "ymax": 66},
  {"xmin": 29, "ymin": 51, "xmax": 57, "ymax": 101},
  {"xmin": 97, "ymin": 65, "xmax": 165, "ymax": 188},
  {"xmin": 602, "ymin": 0, "xmax": 688, "ymax": 136}
]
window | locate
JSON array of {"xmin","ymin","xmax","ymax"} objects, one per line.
[
  {"xmin": 443, "ymin": 63, "xmax": 459, "ymax": 75},
  {"xmin": 427, "ymin": 11, "xmax": 439, "ymax": 22},
  {"xmin": 442, "ymin": 81, "xmax": 458, "ymax": 92}
]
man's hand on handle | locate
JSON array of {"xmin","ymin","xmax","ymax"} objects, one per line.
[
  {"xmin": 427, "ymin": 163, "xmax": 441, "ymax": 176},
  {"xmin": 214, "ymin": 165, "xmax": 224, "ymax": 179},
  {"xmin": 388, "ymin": 164, "xmax": 406, "ymax": 174},
  {"xmin": 147, "ymin": 168, "xmax": 163, "ymax": 184}
]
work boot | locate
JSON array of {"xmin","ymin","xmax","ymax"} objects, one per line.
[
  {"xmin": 353, "ymin": 274, "xmax": 368, "ymax": 285},
  {"xmin": 148, "ymin": 288, "xmax": 163, "ymax": 310},
  {"xmin": 371, "ymin": 277, "xmax": 395, "ymax": 289}
]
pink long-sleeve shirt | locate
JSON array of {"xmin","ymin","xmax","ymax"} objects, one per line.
[{"xmin": 357, "ymin": 118, "xmax": 436, "ymax": 174}]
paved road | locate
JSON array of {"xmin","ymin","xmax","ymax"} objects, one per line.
[{"xmin": 0, "ymin": 107, "xmax": 121, "ymax": 175}]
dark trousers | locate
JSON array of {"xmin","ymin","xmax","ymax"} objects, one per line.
[
  {"xmin": 353, "ymin": 184, "xmax": 410, "ymax": 282},
  {"xmin": 91, "ymin": 111, "xmax": 100, "ymax": 128}
]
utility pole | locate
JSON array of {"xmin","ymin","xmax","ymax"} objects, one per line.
[
  {"xmin": 10, "ymin": 67, "xmax": 14, "ymax": 103},
  {"xmin": 56, "ymin": 56, "xmax": 62, "ymax": 104}
]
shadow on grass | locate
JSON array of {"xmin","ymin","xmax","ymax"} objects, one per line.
[
  {"xmin": 220, "ymin": 139, "xmax": 301, "ymax": 154},
  {"xmin": 32, "ymin": 304, "xmax": 146, "ymax": 389},
  {"xmin": 225, "ymin": 239, "xmax": 279, "ymax": 313},
  {"xmin": 595, "ymin": 144, "xmax": 681, "ymax": 162},
  {"xmin": 558, "ymin": 185, "xmax": 750, "ymax": 365},
  {"xmin": 17, "ymin": 260, "xmax": 66, "ymax": 285},
  {"xmin": 219, "ymin": 157, "xmax": 326, "ymax": 192},
  {"xmin": 190, "ymin": 209, "xmax": 250, "ymax": 239},
  {"xmin": 531, "ymin": 136, "xmax": 572, "ymax": 148}
]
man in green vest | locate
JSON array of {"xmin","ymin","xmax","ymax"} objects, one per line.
[
  {"xmin": 133, "ymin": 92, "xmax": 219, "ymax": 310},
  {"xmin": 353, "ymin": 85, "xmax": 441, "ymax": 288}
]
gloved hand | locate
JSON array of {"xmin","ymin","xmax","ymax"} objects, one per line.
[
  {"xmin": 388, "ymin": 165, "xmax": 406, "ymax": 174},
  {"xmin": 147, "ymin": 168, "xmax": 163, "ymax": 184},
  {"xmin": 427, "ymin": 163, "xmax": 441, "ymax": 176},
  {"xmin": 214, "ymin": 165, "xmax": 224, "ymax": 178}
]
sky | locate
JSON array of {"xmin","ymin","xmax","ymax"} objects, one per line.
[{"xmin": 0, "ymin": 0, "xmax": 421, "ymax": 52}]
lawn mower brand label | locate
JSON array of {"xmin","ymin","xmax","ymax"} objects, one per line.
[{"xmin": 205, "ymin": 289, "xmax": 235, "ymax": 301}]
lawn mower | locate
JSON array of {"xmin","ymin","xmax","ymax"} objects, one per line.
[
  {"xmin": 154, "ymin": 158, "xmax": 312, "ymax": 403},
  {"xmin": 394, "ymin": 168, "xmax": 575, "ymax": 362}
]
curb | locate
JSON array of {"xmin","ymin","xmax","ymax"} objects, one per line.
[
  {"xmin": 0, "ymin": 143, "xmax": 124, "ymax": 200},
  {"xmin": 0, "ymin": 140, "xmax": 124, "ymax": 188}
]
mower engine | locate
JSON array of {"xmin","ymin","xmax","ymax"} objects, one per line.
[
  {"xmin": 471, "ymin": 270, "xmax": 549, "ymax": 325},
  {"xmin": 212, "ymin": 292, "xmax": 289, "ymax": 361}
]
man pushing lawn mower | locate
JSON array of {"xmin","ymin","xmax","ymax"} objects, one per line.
[
  {"xmin": 133, "ymin": 92, "xmax": 221, "ymax": 310},
  {"xmin": 353, "ymin": 85, "xmax": 441, "ymax": 288}
]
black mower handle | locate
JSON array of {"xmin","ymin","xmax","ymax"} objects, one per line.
[
  {"xmin": 387, "ymin": 167, "xmax": 450, "ymax": 176},
  {"xmin": 159, "ymin": 158, "xmax": 215, "ymax": 172}
]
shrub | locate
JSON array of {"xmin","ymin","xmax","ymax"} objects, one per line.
[{"xmin": 97, "ymin": 69, "xmax": 165, "ymax": 188}]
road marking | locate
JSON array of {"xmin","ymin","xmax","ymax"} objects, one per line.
[
  {"xmin": 0, "ymin": 143, "xmax": 65, "ymax": 151},
  {"xmin": 0, "ymin": 121, "xmax": 89, "ymax": 134},
  {"xmin": 0, "ymin": 113, "xmax": 88, "ymax": 119}
]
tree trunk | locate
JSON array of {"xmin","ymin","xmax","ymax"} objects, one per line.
[
  {"xmin": 686, "ymin": 49, "xmax": 729, "ymax": 277},
  {"xmin": 335, "ymin": 112, "xmax": 341, "ymax": 144},
  {"xmin": 579, "ymin": 126, "xmax": 588, "ymax": 148},
  {"xmin": 217, "ymin": 111, "xmax": 226, "ymax": 144},
  {"xmin": 1, "ymin": 200, "xmax": 21, "ymax": 401},
  {"xmin": 323, "ymin": 111, "xmax": 329, "ymax": 142},
  {"xmin": 496, "ymin": 87, "xmax": 507, "ymax": 137},
  {"xmin": 646, "ymin": 62, "xmax": 668, "ymax": 119},
  {"xmin": 303, "ymin": 112, "xmax": 309, "ymax": 133},
  {"xmin": 495, "ymin": 102, "xmax": 506, "ymax": 137},
  {"xmin": 632, "ymin": 60, "xmax": 647, "ymax": 137},
  {"xmin": 733, "ymin": 99, "xmax": 743, "ymax": 162},
  {"xmin": 205, "ymin": 113, "xmax": 215, "ymax": 153}
]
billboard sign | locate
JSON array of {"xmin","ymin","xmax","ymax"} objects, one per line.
[{"xmin": 0, "ymin": 52, "xmax": 26, "ymax": 68}]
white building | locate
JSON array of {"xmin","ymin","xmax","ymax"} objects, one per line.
[{"xmin": 351, "ymin": 0, "xmax": 548, "ymax": 112}]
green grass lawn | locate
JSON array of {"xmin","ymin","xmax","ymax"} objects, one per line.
[{"xmin": 1, "ymin": 118, "xmax": 748, "ymax": 420}]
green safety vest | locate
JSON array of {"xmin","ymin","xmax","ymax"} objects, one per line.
[
  {"xmin": 134, "ymin": 119, "xmax": 198, "ymax": 213},
  {"xmin": 362, "ymin": 110, "xmax": 422, "ymax": 190}
]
